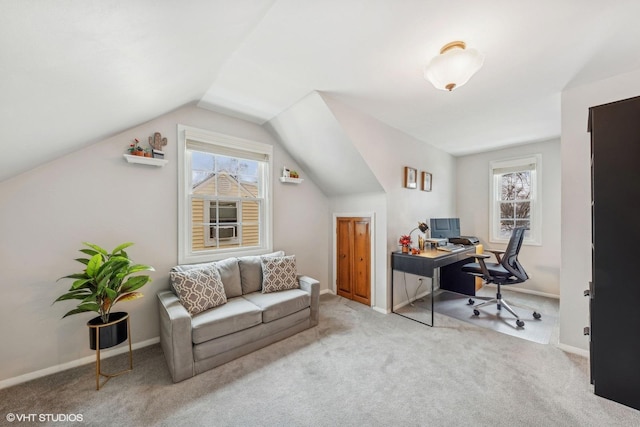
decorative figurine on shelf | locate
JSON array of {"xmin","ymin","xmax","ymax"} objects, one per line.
[
  {"xmin": 149, "ymin": 132, "xmax": 168, "ymax": 151},
  {"xmin": 399, "ymin": 235, "xmax": 412, "ymax": 253},
  {"xmin": 148, "ymin": 132, "xmax": 167, "ymax": 159}
]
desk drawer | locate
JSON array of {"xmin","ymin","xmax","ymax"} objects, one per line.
[
  {"xmin": 432, "ymin": 251, "xmax": 473, "ymax": 268},
  {"xmin": 392, "ymin": 254, "xmax": 434, "ymax": 276}
]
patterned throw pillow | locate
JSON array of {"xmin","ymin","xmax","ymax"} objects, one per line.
[
  {"xmin": 170, "ymin": 265, "xmax": 227, "ymax": 315},
  {"xmin": 261, "ymin": 255, "xmax": 299, "ymax": 293}
]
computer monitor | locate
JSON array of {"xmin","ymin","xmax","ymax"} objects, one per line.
[{"xmin": 430, "ymin": 218, "xmax": 460, "ymax": 239}]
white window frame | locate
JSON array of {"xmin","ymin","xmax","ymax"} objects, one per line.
[
  {"xmin": 489, "ymin": 154, "xmax": 542, "ymax": 246},
  {"xmin": 178, "ymin": 125, "xmax": 273, "ymax": 264}
]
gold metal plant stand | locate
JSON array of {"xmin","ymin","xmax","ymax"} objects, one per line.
[{"xmin": 87, "ymin": 313, "xmax": 133, "ymax": 390}]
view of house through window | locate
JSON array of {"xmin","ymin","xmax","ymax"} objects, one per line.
[{"xmin": 190, "ymin": 151, "xmax": 261, "ymax": 252}]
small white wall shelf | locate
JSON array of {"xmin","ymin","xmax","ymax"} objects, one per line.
[
  {"xmin": 279, "ymin": 177, "xmax": 304, "ymax": 184},
  {"xmin": 123, "ymin": 154, "xmax": 168, "ymax": 167}
]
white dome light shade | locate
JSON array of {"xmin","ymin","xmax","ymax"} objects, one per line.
[{"xmin": 424, "ymin": 41, "xmax": 484, "ymax": 91}]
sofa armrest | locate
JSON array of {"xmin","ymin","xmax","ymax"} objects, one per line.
[
  {"xmin": 157, "ymin": 290, "xmax": 194, "ymax": 383},
  {"xmin": 298, "ymin": 275, "xmax": 320, "ymax": 326}
]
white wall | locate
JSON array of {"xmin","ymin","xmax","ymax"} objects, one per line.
[
  {"xmin": 456, "ymin": 139, "xmax": 561, "ymax": 297},
  {"xmin": 0, "ymin": 104, "xmax": 329, "ymax": 384},
  {"xmin": 323, "ymin": 94, "xmax": 457, "ymax": 312},
  {"xmin": 560, "ymin": 69, "xmax": 640, "ymax": 352}
]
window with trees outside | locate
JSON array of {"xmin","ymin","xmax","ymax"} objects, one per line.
[
  {"xmin": 489, "ymin": 155, "xmax": 542, "ymax": 245},
  {"xmin": 178, "ymin": 125, "xmax": 273, "ymax": 264}
]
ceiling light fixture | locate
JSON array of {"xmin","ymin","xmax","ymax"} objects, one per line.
[{"xmin": 424, "ymin": 41, "xmax": 484, "ymax": 91}]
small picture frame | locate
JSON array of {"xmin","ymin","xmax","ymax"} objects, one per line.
[
  {"xmin": 404, "ymin": 167, "xmax": 417, "ymax": 189},
  {"xmin": 421, "ymin": 171, "xmax": 432, "ymax": 192}
]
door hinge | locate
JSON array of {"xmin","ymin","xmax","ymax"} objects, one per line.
[
  {"xmin": 583, "ymin": 327, "xmax": 590, "ymax": 336},
  {"xmin": 587, "ymin": 281, "xmax": 594, "ymax": 298}
]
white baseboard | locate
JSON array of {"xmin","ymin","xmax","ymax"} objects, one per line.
[
  {"xmin": 481, "ymin": 283, "xmax": 560, "ymax": 299},
  {"xmin": 0, "ymin": 337, "xmax": 159, "ymax": 390},
  {"xmin": 392, "ymin": 289, "xmax": 432, "ymax": 312},
  {"xmin": 320, "ymin": 289, "xmax": 334, "ymax": 295},
  {"xmin": 556, "ymin": 342, "xmax": 590, "ymax": 358}
]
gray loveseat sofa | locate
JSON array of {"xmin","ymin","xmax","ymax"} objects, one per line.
[{"xmin": 157, "ymin": 251, "xmax": 319, "ymax": 383}]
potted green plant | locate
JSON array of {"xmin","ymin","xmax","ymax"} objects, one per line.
[{"xmin": 55, "ymin": 242, "xmax": 154, "ymax": 349}]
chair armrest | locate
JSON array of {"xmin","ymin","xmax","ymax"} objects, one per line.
[
  {"xmin": 474, "ymin": 257, "xmax": 493, "ymax": 279},
  {"xmin": 298, "ymin": 275, "xmax": 320, "ymax": 326},
  {"xmin": 467, "ymin": 253, "xmax": 492, "ymax": 278},
  {"xmin": 157, "ymin": 290, "xmax": 194, "ymax": 383},
  {"xmin": 485, "ymin": 249, "xmax": 505, "ymax": 263}
]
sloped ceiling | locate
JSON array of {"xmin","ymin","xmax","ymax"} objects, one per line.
[
  {"xmin": 3, "ymin": 1, "xmax": 640, "ymax": 183},
  {"xmin": 0, "ymin": 0, "xmax": 276, "ymax": 182},
  {"xmin": 267, "ymin": 92, "xmax": 383, "ymax": 196}
]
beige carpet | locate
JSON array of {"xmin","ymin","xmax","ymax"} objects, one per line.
[
  {"xmin": 1, "ymin": 294, "xmax": 638, "ymax": 426},
  {"xmin": 396, "ymin": 289, "xmax": 557, "ymax": 344}
]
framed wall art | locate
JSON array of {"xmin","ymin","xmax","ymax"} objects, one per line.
[
  {"xmin": 421, "ymin": 171, "xmax": 432, "ymax": 192},
  {"xmin": 404, "ymin": 167, "xmax": 417, "ymax": 189}
]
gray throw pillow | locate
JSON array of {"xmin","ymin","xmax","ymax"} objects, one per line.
[
  {"xmin": 213, "ymin": 257, "xmax": 242, "ymax": 298},
  {"xmin": 238, "ymin": 250, "xmax": 285, "ymax": 294},
  {"xmin": 261, "ymin": 255, "xmax": 298, "ymax": 293},
  {"xmin": 170, "ymin": 265, "xmax": 227, "ymax": 315}
]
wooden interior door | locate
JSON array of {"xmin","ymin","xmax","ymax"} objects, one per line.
[{"xmin": 336, "ymin": 217, "xmax": 371, "ymax": 306}]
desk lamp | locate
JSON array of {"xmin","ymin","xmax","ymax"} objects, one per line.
[{"xmin": 408, "ymin": 221, "xmax": 429, "ymax": 250}]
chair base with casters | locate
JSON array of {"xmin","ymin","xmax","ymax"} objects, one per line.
[
  {"xmin": 466, "ymin": 284, "xmax": 541, "ymax": 328},
  {"xmin": 461, "ymin": 227, "xmax": 541, "ymax": 328}
]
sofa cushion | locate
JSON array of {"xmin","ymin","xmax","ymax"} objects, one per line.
[
  {"xmin": 170, "ymin": 266, "xmax": 227, "ymax": 315},
  {"xmin": 242, "ymin": 289, "xmax": 310, "ymax": 323},
  {"xmin": 261, "ymin": 255, "xmax": 298, "ymax": 293},
  {"xmin": 191, "ymin": 297, "xmax": 263, "ymax": 344},
  {"xmin": 192, "ymin": 307, "xmax": 311, "ymax": 362},
  {"xmin": 238, "ymin": 250, "xmax": 284, "ymax": 294},
  {"xmin": 213, "ymin": 257, "xmax": 243, "ymax": 298},
  {"xmin": 171, "ymin": 259, "xmax": 242, "ymax": 299}
]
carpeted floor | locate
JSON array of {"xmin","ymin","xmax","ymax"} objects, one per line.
[
  {"xmin": 396, "ymin": 287, "xmax": 558, "ymax": 344},
  {"xmin": 1, "ymin": 294, "xmax": 639, "ymax": 426}
]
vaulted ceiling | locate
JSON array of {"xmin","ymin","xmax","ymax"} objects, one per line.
[{"xmin": 2, "ymin": 0, "xmax": 640, "ymax": 183}]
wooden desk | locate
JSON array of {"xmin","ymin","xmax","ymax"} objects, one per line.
[{"xmin": 391, "ymin": 247, "xmax": 476, "ymax": 326}]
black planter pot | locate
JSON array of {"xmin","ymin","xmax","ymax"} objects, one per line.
[{"xmin": 87, "ymin": 312, "xmax": 129, "ymax": 350}]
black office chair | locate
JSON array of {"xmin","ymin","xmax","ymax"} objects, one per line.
[{"xmin": 462, "ymin": 227, "xmax": 541, "ymax": 327}]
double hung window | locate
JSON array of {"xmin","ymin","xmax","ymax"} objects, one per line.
[
  {"xmin": 489, "ymin": 155, "xmax": 542, "ymax": 245},
  {"xmin": 178, "ymin": 125, "xmax": 272, "ymax": 264}
]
